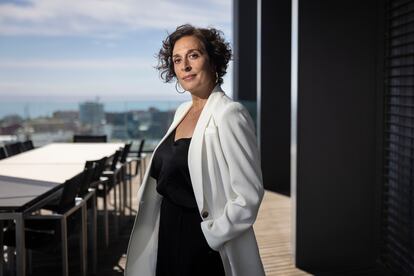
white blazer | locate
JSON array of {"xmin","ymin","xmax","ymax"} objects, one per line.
[{"xmin": 124, "ymin": 85, "xmax": 265, "ymax": 276}]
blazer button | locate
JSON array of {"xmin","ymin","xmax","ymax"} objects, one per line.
[{"xmin": 201, "ymin": 211, "xmax": 209, "ymax": 219}]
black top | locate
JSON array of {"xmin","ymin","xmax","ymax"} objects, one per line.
[
  {"xmin": 150, "ymin": 128, "xmax": 198, "ymax": 209},
  {"xmin": 152, "ymin": 128, "xmax": 226, "ymax": 276}
]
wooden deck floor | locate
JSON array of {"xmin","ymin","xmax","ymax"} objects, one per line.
[{"xmin": 255, "ymin": 191, "xmax": 310, "ymax": 276}]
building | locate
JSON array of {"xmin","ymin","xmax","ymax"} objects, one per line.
[{"xmin": 79, "ymin": 101, "xmax": 105, "ymax": 134}]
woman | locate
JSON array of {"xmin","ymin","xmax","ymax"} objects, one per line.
[{"xmin": 125, "ymin": 24, "xmax": 265, "ymax": 276}]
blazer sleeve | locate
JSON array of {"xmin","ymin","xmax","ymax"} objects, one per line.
[{"xmin": 200, "ymin": 102, "xmax": 265, "ymax": 250}]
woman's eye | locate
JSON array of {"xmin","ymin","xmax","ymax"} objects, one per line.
[
  {"xmin": 173, "ymin": 59, "xmax": 181, "ymax": 64},
  {"xmin": 189, "ymin": 53, "xmax": 199, "ymax": 59}
]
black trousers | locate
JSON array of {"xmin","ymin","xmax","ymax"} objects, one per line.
[{"xmin": 156, "ymin": 197, "xmax": 225, "ymax": 276}]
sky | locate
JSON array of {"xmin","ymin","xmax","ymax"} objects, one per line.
[{"xmin": 0, "ymin": 0, "xmax": 233, "ymax": 103}]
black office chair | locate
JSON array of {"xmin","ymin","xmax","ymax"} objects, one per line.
[
  {"xmin": 0, "ymin": 147, "xmax": 7, "ymax": 160},
  {"xmin": 21, "ymin": 140, "xmax": 34, "ymax": 152},
  {"xmin": 78, "ymin": 166, "xmax": 96, "ymax": 198},
  {"xmin": 85, "ymin": 157, "xmax": 108, "ymax": 181},
  {"xmin": 128, "ymin": 139, "xmax": 145, "ymax": 177},
  {"xmin": 119, "ymin": 143, "xmax": 131, "ymax": 163},
  {"xmin": 94, "ymin": 150, "xmax": 123, "ymax": 244},
  {"xmin": 85, "ymin": 156, "xmax": 116, "ymax": 247},
  {"xmin": 122, "ymin": 139, "xmax": 146, "ymax": 216},
  {"xmin": 103, "ymin": 149, "xmax": 123, "ymax": 198},
  {"xmin": 75, "ymin": 166, "xmax": 99, "ymax": 274},
  {"xmin": 119, "ymin": 143, "xmax": 134, "ymax": 215},
  {"xmin": 42, "ymin": 169, "xmax": 85, "ymax": 213},
  {"xmin": 73, "ymin": 135, "xmax": 107, "ymax": 143},
  {"xmin": 3, "ymin": 171, "xmax": 88, "ymax": 276},
  {"xmin": 4, "ymin": 142, "xmax": 23, "ymax": 156}
]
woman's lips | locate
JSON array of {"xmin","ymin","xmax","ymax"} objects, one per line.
[{"xmin": 183, "ymin": 74, "xmax": 196, "ymax": 81}]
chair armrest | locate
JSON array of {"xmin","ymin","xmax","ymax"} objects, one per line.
[
  {"xmin": 127, "ymin": 157, "xmax": 141, "ymax": 162},
  {"xmin": 102, "ymin": 171, "xmax": 114, "ymax": 175},
  {"xmin": 25, "ymin": 214, "xmax": 63, "ymax": 220}
]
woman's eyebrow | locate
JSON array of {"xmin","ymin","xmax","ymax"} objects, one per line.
[
  {"xmin": 173, "ymin": 48, "xmax": 202, "ymax": 58},
  {"xmin": 188, "ymin": 48, "xmax": 202, "ymax": 53}
]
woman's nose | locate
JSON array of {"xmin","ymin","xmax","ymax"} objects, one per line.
[{"xmin": 182, "ymin": 59, "xmax": 191, "ymax": 71}]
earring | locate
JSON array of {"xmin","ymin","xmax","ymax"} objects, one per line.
[
  {"xmin": 215, "ymin": 72, "xmax": 219, "ymax": 84},
  {"xmin": 175, "ymin": 81, "xmax": 186, "ymax": 94}
]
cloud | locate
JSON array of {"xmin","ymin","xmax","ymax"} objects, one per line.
[
  {"xmin": 0, "ymin": 0, "xmax": 232, "ymax": 37},
  {"xmin": 0, "ymin": 79, "xmax": 165, "ymax": 96},
  {"xmin": 0, "ymin": 57, "xmax": 157, "ymax": 70}
]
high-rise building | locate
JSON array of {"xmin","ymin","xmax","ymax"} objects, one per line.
[{"xmin": 79, "ymin": 101, "xmax": 105, "ymax": 134}]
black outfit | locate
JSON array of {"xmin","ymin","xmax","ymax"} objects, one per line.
[{"xmin": 151, "ymin": 128, "xmax": 225, "ymax": 276}]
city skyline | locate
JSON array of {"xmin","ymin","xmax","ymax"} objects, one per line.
[{"xmin": 0, "ymin": 0, "xmax": 233, "ymax": 103}]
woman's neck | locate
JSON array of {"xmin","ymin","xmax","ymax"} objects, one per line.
[{"xmin": 190, "ymin": 82, "xmax": 216, "ymax": 110}]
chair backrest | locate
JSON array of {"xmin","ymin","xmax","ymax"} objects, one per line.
[
  {"xmin": 21, "ymin": 140, "xmax": 34, "ymax": 152},
  {"xmin": 137, "ymin": 139, "xmax": 145, "ymax": 158},
  {"xmin": 0, "ymin": 147, "xmax": 7, "ymax": 160},
  {"xmin": 73, "ymin": 135, "xmax": 107, "ymax": 143},
  {"xmin": 78, "ymin": 166, "xmax": 96, "ymax": 197},
  {"xmin": 110, "ymin": 150, "xmax": 122, "ymax": 171},
  {"xmin": 85, "ymin": 156, "xmax": 108, "ymax": 182},
  {"xmin": 5, "ymin": 142, "xmax": 22, "ymax": 156},
  {"xmin": 120, "ymin": 143, "xmax": 132, "ymax": 164},
  {"xmin": 57, "ymin": 171, "xmax": 85, "ymax": 213}
]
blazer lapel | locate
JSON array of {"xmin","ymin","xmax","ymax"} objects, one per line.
[
  {"xmin": 139, "ymin": 85, "xmax": 224, "ymax": 212},
  {"xmin": 188, "ymin": 85, "xmax": 224, "ymax": 212}
]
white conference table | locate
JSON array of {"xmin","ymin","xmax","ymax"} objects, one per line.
[
  {"xmin": 0, "ymin": 142, "xmax": 124, "ymax": 276},
  {"xmin": 0, "ymin": 143, "xmax": 124, "ymax": 165},
  {"xmin": 0, "ymin": 164, "xmax": 84, "ymax": 183}
]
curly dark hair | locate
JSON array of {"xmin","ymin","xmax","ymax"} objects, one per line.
[{"xmin": 156, "ymin": 24, "xmax": 232, "ymax": 86}]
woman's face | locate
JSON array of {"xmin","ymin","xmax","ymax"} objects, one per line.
[{"xmin": 172, "ymin": 35, "xmax": 215, "ymax": 94}]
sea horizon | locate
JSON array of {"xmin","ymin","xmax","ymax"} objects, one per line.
[{"xmin": 0, "ymin": 100, "xmax": 184, "ymax": 119}]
